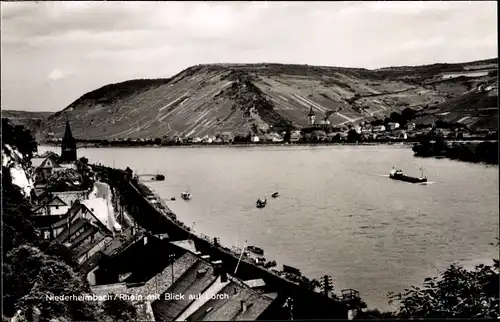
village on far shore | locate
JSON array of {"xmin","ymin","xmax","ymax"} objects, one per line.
[{"xmin": 43, "ymin": 106, "xmax": 497, "ymax": 147}]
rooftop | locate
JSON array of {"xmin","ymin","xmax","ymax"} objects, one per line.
[
  {"xmin": 71, "ymin": 230, "xmax": 108, "ymax": 259},
  {"xmin": 90, "ymin": 249, "xmax": 276, "ymax": 321},
  {"xmin": 243, "ymin": 278, "xmax": 267, "ymax": 289},
  {"xmin": 92, "ymin": 251, "xmax": 200, "ymax": 300},
  {"xmin": 81, "ymin": 198, "xmax": 112, "ymax": 231},
  {"xmin": 186, "ymin": 278, "xmax": 273, "ymax": 321},
  {"xmin": 152, "ymin": 260, "xmax": 217, "ymax": 321},
  {"xmin": 53, "ymin": 218, "xmax": 89, "ymax": 244},
  {"xmin": 31, "ymin": 155, "xmax": 61, "ymax": 169}
]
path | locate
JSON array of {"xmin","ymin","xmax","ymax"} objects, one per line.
[{"xmin": 94, "ymin": 181, "xmax": 119, "ymax": 231}]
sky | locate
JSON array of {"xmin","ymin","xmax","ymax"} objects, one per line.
[{"xmin": 1, "ymin": 1, "xmax": 497, "ymax": 112}]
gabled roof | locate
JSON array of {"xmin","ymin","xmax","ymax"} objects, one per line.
[
  {"xmin": 31, "ymin": 156, "xmax": 61, "ymax": 169},
  {"xmin": 39, "ymin": 151, "xmax": 60, "ymax": 159},
  {"xmin": 31, "ymin": 158, "xmax": 47, "ymax": 168},
  {"xmin": 72, "ymin": 231, "xmax": 108, "ymax": 259},
  {"xmin": 81, "ymin": 198, "xmax": 112, "ymax": 231},
  {"xmin": 32, "ymin": 195, "xmax": 67, "ymax": 213},
  {"xmin": 53, "ymin": 218, "xmax": 90, "ymax": 244},
  {"xmin": 152, "ymin": 260, "xmax": 217, "ymax": 321},
  {"xmin": 47, "ymin": 201, "xmax": 110, "ymax": 234},
  {"xmin": 91, "ymin": 251, "xmax": 200, "ymax": 301},
  {"xmin": 52, "ymin": 217, "xmax": 110, "ymax": 261},
  {"xmin": 38, "ymin": 200, "xmax": 83, "ymax": 230},
  {"xmin": 185, "ymin": 279, "xmax": 273, "ymax": 321}
]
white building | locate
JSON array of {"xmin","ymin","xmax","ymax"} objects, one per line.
[{"xmin": 372, "ymin": 125, "xmax": 386, "ymax": 132}]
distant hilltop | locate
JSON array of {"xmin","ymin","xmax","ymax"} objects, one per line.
[{"xmin": 3, "ymin": 58, "xmax": 497, "ymax": 141}]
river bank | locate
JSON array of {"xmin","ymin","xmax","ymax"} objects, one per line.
[
  {"xmin": 413, "ymin": 140, "xmax": 499, "ymax": 165},
  {"xmin": 43, "ymin": 141, "xmax": 416, "ymax": 149}
]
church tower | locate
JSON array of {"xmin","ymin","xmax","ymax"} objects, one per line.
[
  {"xmin": 60, "ymin": 118, "xmax": 77, "ymax": 163},
  {"xmin": 308, "ymin": 106, "xmax": 316, "ymax": 126}
]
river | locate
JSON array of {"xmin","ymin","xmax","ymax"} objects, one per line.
[{"xmin": 39, "ymin": 144, "xmax": 499, "ymax": 310}]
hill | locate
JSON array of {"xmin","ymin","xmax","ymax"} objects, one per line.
[
  {"xmin": 8, "ymin": 58, "xmax": 499, "ymax": 140},
  {"xmin": 2, "ymin": 110, "xmax": 53, "ymax": 142}
]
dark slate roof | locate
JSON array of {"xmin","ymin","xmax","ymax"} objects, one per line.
[
  {"xmin": 52, "ymin": 218, "xmax": 89, "ymax": 244},
  {"xmin": 80, "ymin": 251, "xmax": 106, "ymax": 274},
  {"xmin": 70, "ymin": 225, "xmax": 99, "ymax": 249},
  {"xmin": 187, "ymin": 280, "xmax": 273, "ymax": 321},
  {"xmin": 31, "ymin": 215, "xmax": 66, "ymax": 229},
  {"xmin": 72, "ymin": 232, "xmax": 108, "ymax": 259},
  {"xmin": 152, "ymin": 260, "xmax": 217, "ymax": 321}
]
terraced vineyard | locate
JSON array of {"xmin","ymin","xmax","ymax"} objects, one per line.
[{"xmin": 5, "ymin": 58, "xmax": 498, "ymax": 140}]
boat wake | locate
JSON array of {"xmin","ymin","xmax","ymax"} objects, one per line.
[
  {"xmin": 418, "ymin": 181, "xmax": 435, "ymax": 185},
  {"xmin": 372, "ymin": 173, "xmax": 390, "ymax": 177}
]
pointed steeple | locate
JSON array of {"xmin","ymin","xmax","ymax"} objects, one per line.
[
  {"xmin": 60, "ymin": 117, "xmax": 77, "ymax": 163},
  {"xmin": 307, "ymin": 106, "xmax": 316, "ymax": 126},
  {"xmin": 308, "ymin": 106, "xmax": 315, "ymax": 117},
  {"xmin": 63, "ymin": 117, "xmax": 75, "ymax": 146}
]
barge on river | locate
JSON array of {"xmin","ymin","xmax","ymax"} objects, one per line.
[{"xmin": 389, "ymin": 167, "xmax": 427, "ymax": 184}]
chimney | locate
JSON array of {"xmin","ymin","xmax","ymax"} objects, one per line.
[
  {"xmin": 240, "ymin": 300, "xmax": 247, "ymax": 312},
  {"xmin": 213, "ymin": 262, "xmax": 227, "ymax": 283},
  {"xmin": 220, "ymin": 268, "xmax": 228, "ymax": 283}
]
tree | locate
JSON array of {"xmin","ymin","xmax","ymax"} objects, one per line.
[
  {"xmin": 388, "ymin": 240, "xmax": 499, "ymax": 319},
  {"xmin": 39, "ymin": 241, "xmax": 80, "ymax": 270},
  {"xmin": 1, "ymin": 122, "xmax": 127, "ymax": 322},
  {"xmin": 1, "ymin": 119, "xmax": 37, "ymax": 159},
  {"xmin": 347, "ymin": 129, "xmax": 362, "ymax": 143},
  {"xmin": 102, "ymin": 294, "xmax": 138, "ymax": 321},
  {"xmin": 370, "ymin": 119, "xmax": 384, "ymax": 126},
  {"xmin": 3, "ymin": 245, "xmax": 102, "ymax": 320},
  {"xmin": 2, "ymin": 167, "xmax": 40, "ymax": 255},
  {"xmin": 401, "ymin": 108, "xmax": 416, "ymax": 123},
  {"xmin": 389, "ymin": 112, "xmax": 401, "ymax": 124},
  {"xmin": 283, "ymin": 130, "xmax": 291, "ymax": 143}
]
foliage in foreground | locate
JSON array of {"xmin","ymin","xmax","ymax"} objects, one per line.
[
  {"xmin": 2, "ymin": 122, "xmax": 137, "ymax": 321},
  {"xmin": 101, "ymin": 293, "xmax": 139, "ymax": 322},
  {"xmin": 386, "ymin": 240, "xmax": 499, "ymax": 319}
]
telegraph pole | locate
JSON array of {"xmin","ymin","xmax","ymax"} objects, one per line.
[
  {"xmin": 169, "ymin": 253, "xmax": 175, "ymax": 284},
  {"xmin": 234, "ymin": 240, "xmax": 247, "ymax": 275},
  {"xmin": 187, "ymin": 222, "xmax": 195, "ymax": 242},
  {"xmin": 320, "ymin": 275, "xmax": 333, "ymax": 297}
]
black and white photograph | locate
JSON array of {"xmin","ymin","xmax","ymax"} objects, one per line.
[{"xmin": 1, "ymin": 1, "xmax": 498, "ymax": 320}]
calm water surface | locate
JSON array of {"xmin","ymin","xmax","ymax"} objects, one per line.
[{"xmin": 39, "ymin": 145, "xmax": 499, "ymax": 310}]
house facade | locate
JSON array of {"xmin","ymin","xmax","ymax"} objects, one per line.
[
  {"xmin": 31, "ymin": 155, "xmax": 63, "ymax": 183},
  {"xmin": 32, "ymin": 195, "xmax": 69, "ymax": 217},
  {"xmin": 40, "ymin": 201, "xmax": 112, "ymax": 240}
]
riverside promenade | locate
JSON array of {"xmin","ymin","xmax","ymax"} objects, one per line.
[{"xmin": 92, "ymin": 165, "xmax": 360, "ymax": 319}]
